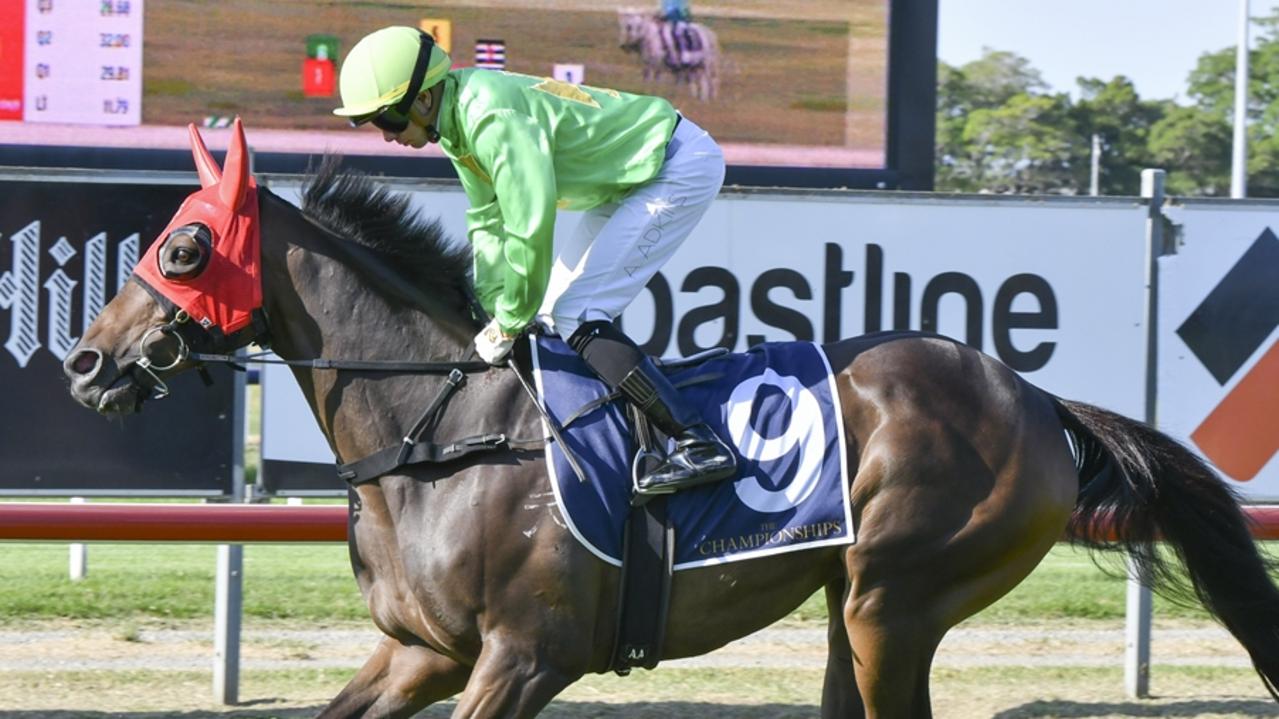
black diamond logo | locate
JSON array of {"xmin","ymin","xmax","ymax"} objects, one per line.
[{"xmin": 1176, "ymin": 228, "xmax": 1279, "ymax": 385}]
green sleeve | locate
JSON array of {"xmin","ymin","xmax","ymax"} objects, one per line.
[
  {"xmin": 470, "ymin": 109, "xmax": 558, "ymax": 335},
  {"xmin": 454, "ymin": 162, "xmax": 505, "ymax": 316}
]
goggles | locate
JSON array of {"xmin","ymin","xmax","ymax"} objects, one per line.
[{"xmin": 350, "ymin": 31, "xmax": 436, "ymax": 134}]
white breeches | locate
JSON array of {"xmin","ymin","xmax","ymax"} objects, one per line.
[{"xmin": 538, "ymin": 116, "xmax": 725, "ymax": 339}]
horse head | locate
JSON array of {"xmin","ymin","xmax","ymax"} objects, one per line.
[
  {"xmin": 64, "ymin": 118, "xmax": 264, "ymax": 415},
  {"xmin": 617, "ymin": 8, "xmax": 647, "ymax": 49}
]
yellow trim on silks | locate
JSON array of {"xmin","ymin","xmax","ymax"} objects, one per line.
[
  {"xmin": 457, "ymin": 154, "xmax": 492, "ymax": 185},
  {"xmin": 532, "ymin": 79, "xmax": 602, "ymax": 108}
]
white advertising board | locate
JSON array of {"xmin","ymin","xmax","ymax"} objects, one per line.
[
  {"xmin": 259, "ymin": 186, "xmax": 1151, "ymax": 482},
  {"xmin": 1158, "ymin": 202, "xmax": 1279, "ymax": 501},
  {"xmin": 616, "ymin": 193, "xmax": 1149, "ymax": 415}
]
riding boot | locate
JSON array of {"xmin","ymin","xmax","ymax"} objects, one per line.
[
  {"xmin": 617, "ymin": 358, "xmax": 737, "ymax": 494},
  {"xmin": 567, "ymin": 320, "xmax": 737, "ymax": 495}
]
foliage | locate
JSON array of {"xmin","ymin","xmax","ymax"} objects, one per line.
[{"xmin": 937, "ymin": 10, "xmax": 1279, "ymax": 197}]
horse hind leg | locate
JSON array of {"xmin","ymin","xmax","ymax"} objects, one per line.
[
  {"xmin": 317, "ymin": 636, "xmax": 470, "ymax": 719},
  {"xmin": 843, "ymin": 575, "xmax": 945, "ymax": 718}
]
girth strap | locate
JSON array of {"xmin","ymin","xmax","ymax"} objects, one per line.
[
  {"xmin": 334, "ymin": 367, "xmax": 543, "ymax": 485},
  {"xmin": 337, "ymin": 432, "xmax": 516, "ymax": 484}
]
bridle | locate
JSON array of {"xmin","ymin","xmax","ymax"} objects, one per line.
[
  {"xmin": 132, "ymin": 308, "xmax": 194, "ymax": 400},
  {"xmin": 129, "ymin": 273, "xmax": 493, "ymax": 403}
]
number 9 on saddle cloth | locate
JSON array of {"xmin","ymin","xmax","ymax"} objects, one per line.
[{"xmin": 529, "ymin": 335, "xmax": 855, "ymax": 570}]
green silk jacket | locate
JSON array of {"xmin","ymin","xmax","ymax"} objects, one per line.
[{"xmin": 434, "ymin": 69, "xmax": 679, "ymax": 335}]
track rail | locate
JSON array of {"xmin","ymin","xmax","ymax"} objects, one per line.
[
  {"xmin": 0, "ymin": 503, "xmax": 1277, "ymax": 543},
  {"xmin": 0, "ymin": 503, "xmax": 348, "ymax": 542}
]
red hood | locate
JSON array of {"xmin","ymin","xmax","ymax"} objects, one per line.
[{"xmin": 131, "ymin": 118, "xmax": 261, "ymax": 335}]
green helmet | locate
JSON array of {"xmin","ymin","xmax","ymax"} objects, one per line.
[{"xmin": 333, "ymin": 26, "xmax": 452, "ymax": 119}]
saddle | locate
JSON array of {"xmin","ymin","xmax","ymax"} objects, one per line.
[{"xmin": 659, "ymin": 20, "xmax": 704, "ymax": 71}]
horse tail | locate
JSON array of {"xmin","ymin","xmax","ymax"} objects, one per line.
[{"xmin": 1054, "ymin": 397, "xmax": 1279, "ymax": 699}]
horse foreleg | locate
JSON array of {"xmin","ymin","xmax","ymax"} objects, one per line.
[
  {"xmin": 821, "ymin": 575, "xmax": 865, "ymax": 719},
  {"xmin": 449, "ymin": 638, "xmax": 580, "ymax": 718},
  {"xmin": 317, "ymin": 636, "xmax": 470, "ymax": 719}
]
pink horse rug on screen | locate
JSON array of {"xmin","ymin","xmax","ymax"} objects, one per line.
[{"xmin": 530, "ymin": 336, "xmax": 854, "ymax": 571}]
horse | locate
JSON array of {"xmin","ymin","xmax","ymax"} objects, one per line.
[
  {"xmin": 63, "ymin": 119, "xmax": 1279, "ymax": 717},
  {"xmin": 618, "ymin": 8, "xmax": 720, "ymax": 101}
]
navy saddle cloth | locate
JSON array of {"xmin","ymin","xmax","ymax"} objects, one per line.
[{"xmin": 529, "ymin": 336, "xmax": 855, "ymax": 570}]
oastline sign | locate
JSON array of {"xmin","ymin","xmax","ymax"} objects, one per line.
[{"xmin": 260, "ymin": 187, "xmax": 1154, "ymax": 495}]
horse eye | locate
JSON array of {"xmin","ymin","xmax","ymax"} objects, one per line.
[{"xmin": 158, "ymin": 223, "xmax": 212, "ymax": 280}]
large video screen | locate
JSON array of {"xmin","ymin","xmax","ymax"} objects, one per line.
[{"xmin": 0, "ymin": 1, "xmax": 933, "ymax": 186}]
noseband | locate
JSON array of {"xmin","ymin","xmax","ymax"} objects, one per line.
[
  {"xmin": 127, "ymin": 274, "xmax": 272, "ymax": 401},
  {"xmin": 133, "ymin": 309, "xmax": 193, "ymax": 399}
]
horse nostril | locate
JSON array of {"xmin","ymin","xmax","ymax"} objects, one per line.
[{"xmin": 68, "ymin": 349, "xmax": 102, "ymax": 378}]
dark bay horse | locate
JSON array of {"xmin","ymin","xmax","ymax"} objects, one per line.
[{"xmin": 63, "ymin": 121, "xmax": 1279, "ymax": 717}]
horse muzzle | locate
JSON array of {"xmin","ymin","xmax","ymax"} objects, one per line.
[{"xmin": 63, "ymin": 346, "xmax": 161, "ymax": 416}]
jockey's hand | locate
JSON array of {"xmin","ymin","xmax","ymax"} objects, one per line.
[{"xmin": 475, "ymin": 319, "xmax": 517, "ymax": 365}]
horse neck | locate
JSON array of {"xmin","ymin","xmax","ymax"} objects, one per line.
[{"xmin": 256, "ymin": 191, "xmax": 479, "ymax": 464}]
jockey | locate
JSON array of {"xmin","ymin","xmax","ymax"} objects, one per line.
[
  {"xmin": 333, "ymin": 26, "xmax": 734, "ymax": 496},
  {"xmin": 658, "ymin": 0, "xmax": 694, "ymax": 67},
  {"xmin": 660, "ymin": 0, "xmax": 692, "ymax": 22}
]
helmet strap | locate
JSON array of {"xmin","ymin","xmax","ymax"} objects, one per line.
[{"xmin": 392, "ymin": 31, "xmax": 436, "ymax": 119}]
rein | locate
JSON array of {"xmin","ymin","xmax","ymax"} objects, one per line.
[
  {"xmin": 132, "ymin": 186, "xmax": 591, "ymax": 486},
  {"xmin": 186, "ymin": 349, "xmax": 491, "ymax": 375}
]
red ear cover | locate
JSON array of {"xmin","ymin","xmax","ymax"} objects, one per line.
[
  {"xmin": 188, "ymin": 123, "xmax": 222, "ymax": 188},
  {"xmin": 219, "ymin": 117, "xmax": 250, "ymax": 210},
  {"xmin": 132, "ymin": 117, "xmax": 261, "ymax": 335}
]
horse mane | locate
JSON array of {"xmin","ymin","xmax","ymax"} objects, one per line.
[{"xmin": 299, "ymin": 156, "xmax": 475, "ymax": 311}]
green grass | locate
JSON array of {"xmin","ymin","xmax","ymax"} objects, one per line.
[
  {"xmin": 784, "ymin": 543, "xmax": 1279, "ymax": 626},
  {"xmin": 0, "ymin": 543, "xmax": 364, "ymax": 623},
  {"xmin": 142, "ymin": 77, "xmax": 194, "ymax": 97},
  {"xmin": 789, "ymin": 96, "xmax": 846, "ymax": 112},
  {"xmin": 4, "ymin": 541, "xmax": 1272, "ymax": 626}
]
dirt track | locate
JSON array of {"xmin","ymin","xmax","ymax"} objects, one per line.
[
  {"xmin": 0, "ymin": 622, "xmax": 1254, "ymax": 673},
  {"xmin": 2, "ymin": 619, "xmax": 1275, "ymax": 718}
]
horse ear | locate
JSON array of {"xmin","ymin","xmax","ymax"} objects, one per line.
[
  {"xmin": 187, "ymin": 123, "xmax": 222, "ymax": 188},
  {"xmin": 219, "ymin": 117, "xmax": 251, "ymax": 210}
]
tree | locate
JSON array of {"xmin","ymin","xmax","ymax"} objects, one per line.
[
  {"xmin": 962, "ymin": 93, "xmax": 1080, "ymax": 193},
  {"xmin": 937, "ymin": 49, "xmax": 1071, "ymax": 192},
  {"xmin": 935, "ymin": 11, "xmax": 1279, "ymax": 197},
  {"xmin": 1177, "ymin": 25, "xmax": 1279, "ymax": 195},
  {"xmin": 1147, "ymin": 105, "xmax": 1232, "ymax": 196},
  {"xmin": 1071, "ymin": 77, "xmax": 1167, "ymax": 195}
]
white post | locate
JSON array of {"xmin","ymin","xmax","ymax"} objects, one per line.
[
  {"xmin": 1125, "ymin": 550, "xmax": 1153, "ymax": 697},
  {"xmin": 68, "ymin": 497, "xmax": 87, "ymax": 581},
  {"xmin": 214, "ymin": 356, "xmax": 248, "ymax": 705},
  {"xmin": 1090, "ymin": 133, "xmax": 1102, "ymax": 196},
  {"xmin": 214, "ymin": 543, "xmax": 243, "ymax": 704},
  {"xmin": 1125, "ymin": 168, "xmax": 1166, "ymax": 698},
  {"xmin": 1231, "ymin": 0, "xmax": 1250, "ymax": 198}
]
